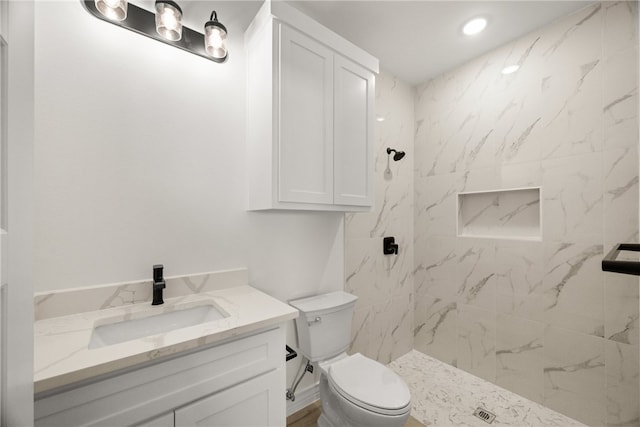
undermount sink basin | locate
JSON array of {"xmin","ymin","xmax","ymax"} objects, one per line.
[{"xmin": 88, "ymin": 304, "xmax": 228, "ymax": 349}]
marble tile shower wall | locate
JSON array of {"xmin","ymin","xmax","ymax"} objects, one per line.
[
  {"xmin": 345, "ymin": 69, "xmax": 415, "ymax": 364},
  {"xmin": 413, "ymin": 3, "xmax": 639, "ymax": 426}
]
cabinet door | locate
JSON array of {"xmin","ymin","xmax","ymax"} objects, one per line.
[
  {"xmin": 333, "ymin": 55, "xmax": 374, "ymax": 207},
  {"xmin": 174, "ymin": 369, "xmax": 283, "ymax": 427},
  {"xmin": 278, "ymin": 24, "xmax": 334, "ymax": 205}
]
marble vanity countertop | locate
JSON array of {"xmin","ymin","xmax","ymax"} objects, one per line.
[{"xmin": 34, "ymin": 286, "xmax": 298, "ymax": 395}]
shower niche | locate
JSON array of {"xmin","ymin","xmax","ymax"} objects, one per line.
[{"xmin": 457, "ymin": 187, "xmax": 541, "ymax": 241}]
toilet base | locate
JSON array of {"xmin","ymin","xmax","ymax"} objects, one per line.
[
  {"xmin": 317, "ymin": 375, "xmax": 410, "ymax": 427},
  {"xmin": 317, "ymin": 412, "xmax": 333, "ymax": 427}
]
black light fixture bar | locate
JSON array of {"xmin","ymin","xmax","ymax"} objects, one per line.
[{"xmin": 81, "ymin": 0, "xmax": 225, "ymax": 63}]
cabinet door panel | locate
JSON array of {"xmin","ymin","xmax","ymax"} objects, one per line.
[
  {"xmin": 174, "ymin": 369, "xmax": 282, "ymax": 427},
  {"xmin": 333, "ymin": 56, "xmax": 374, "ymax": 206},
  {"xmin": 279, "ymin": 24, "xmax": 333, "ymax": 205}
]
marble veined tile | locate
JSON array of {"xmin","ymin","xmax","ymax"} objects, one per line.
[
  {"xmin": 542, "ymin": 242, "xmax": 604, "ymax": 337},
  {"xmin": 347, "ymin": 235, "xmax": 410, "ymax": 309},
  {"xmin": 543, "ymin": 326, "xmax": 606, "ymax": 426},
  {"xmin": 457, "ymin": 304, "xmax": 496, "ymax": 382},
  {"xmin": 456, "ymin": 239, "xmax": 496, "ymax": 310},
  {"xmin": 391, "ymin": 292, "xmax": 414, "ymax": 360},
  {"xmin": 542, "ymin": 153, "xmax": 603, "ymax": 243},
  {"xmin": 369, "ymin": 299, "xmax": 394, "ymax": 364},
  {"xmin": 414, "ymin": 292, "xmax": 457, "ymax": 366},
  {"xmin": 415, "ymin": 172, "xmax": 459, "ymax": 238},
  {"xmin": 495, "ymin": 241, "xmax": 545, "ymax": 322},
  {"xmin": 540, "ymin": 4, "xmax": 603, "ymax": 160},
  {"xmin": 603, "ymin": 1, "xmax": 638, "ymax": 58},
  {"xmin": 604, "ymin": 272, "xmax": 639, "ymax": 346},
  {"xmin": 377, "ymin": 233, "xmax": 413, "ymax": 301},
  {"xmin": 496, "ymin": 314, "xmax": 545, "ymax": 403},
  {"xmin": 414, "ymin": 235, "xmax": 458, "ymax": 300},
  {"xmin": 349, "ymin": 301, "xmax": 373, "ymax": 360},
  {"xmin": 500, "ymin": 161, "xmax": 542, "ymax": 189},
  {"xmin": 344, "ymin": 237, "xmax": 379, "ymax": 309},
  {"xmin": 368, "ymin": 295, "xmax": 413, "ymax": 364},
  {"xmin": 389, "ymin": 350, "xmax": 585, "ymax": 427},
  {"xmin": 602, "ymin": 45, "xmax": 638, "ymax": 151},
  {"xmin": 603, "ymin": 146, "xmax": 639, "ymax": 250},
  {"xmin": 605, "ymin": 340, "xmax": 639, "ymax": 426}
]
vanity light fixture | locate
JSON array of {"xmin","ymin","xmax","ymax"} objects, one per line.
[
  {"xmin": 463, "ymin": 17, "xmax": 487, "ymax": 36},
  {"xmin": 81, "ymin": 0, "xmax": 229, "ymax": 64},
  {"xmin": 155, "ymin": 0, "xmax": 183, "ymax": 41},
  {"xmin": 204, "ymin": 11, "xmax": 228, "ymax": 62},
  {"xmin": 94, "ymin": 0, "xmax": 128, "ymax": 21},
  {"xmin": 501, "ymin": 64, "xmax": 520, "ymax": 75}
]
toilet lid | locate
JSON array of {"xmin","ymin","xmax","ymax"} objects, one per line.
[{"xmin": 328, "ymin": 353, "xmax": 411, "ymax": 415}]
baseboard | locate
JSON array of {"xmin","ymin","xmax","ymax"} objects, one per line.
[{"xmin": 286, "ymin": 383, "xmax": 320, "ymax": 416}]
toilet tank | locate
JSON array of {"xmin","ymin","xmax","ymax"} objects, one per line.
[{"xmin": 289, "ymin": 291, "xmax": 358, "ymax": 362}]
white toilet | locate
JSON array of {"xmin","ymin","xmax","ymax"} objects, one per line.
[{"xmin": 289, "ymin": 291, "xmax": 411, "ymax": 427}]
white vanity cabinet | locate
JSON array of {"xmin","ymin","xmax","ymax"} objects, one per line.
[
  {"xmin": 34, "ymin": 326, "xmax": 286, "ymax": 427},
  {"xmin": 174, "ymin": 369, "xmax": 281, "ymax": 426},
  {"xmin": 246, "ymin": 1, "xmax": 378, "ymax": 212}
]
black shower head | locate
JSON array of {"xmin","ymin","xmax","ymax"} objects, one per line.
[{"xmin": 386, "ymin": 147, "xmax": 406, "ymax": 161}]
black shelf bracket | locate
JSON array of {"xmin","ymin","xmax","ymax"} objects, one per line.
[
  {"xmin": 285, "ymin": 345, "xmax": 297, "ymax": 362},
  {"xmin": 602, "ymin": 243, "xmax": 640, "ymax": 276}
]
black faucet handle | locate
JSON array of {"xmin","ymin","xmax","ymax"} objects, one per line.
[
  {"xmin": 153, "ymin": 264, "xmax": 164, "ymax": 282},
  {"xmin": 383, "ymin": 237, "xmax": 399, "ymax": 255}
]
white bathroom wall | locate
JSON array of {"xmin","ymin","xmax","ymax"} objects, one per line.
[
  {"xmin": 32, "ymin": 1, "xmax": 343, "ymax": 298},
  {"xmin": 6, "ymin": 1, "xmax": 35, "ymax": 423},
  {"xmin": 33, "ymin": 2, "xmax": 345, "ymax": 409},
  {"xmin": 414, "ymin": 2, "xmax": 639, "ymax": 426},
  {"xmin": 34, "ymin": 2, "xmax": 247, "ymax": 290}
]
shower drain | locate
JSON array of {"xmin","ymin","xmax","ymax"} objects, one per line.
[{"xmin": 473, "ymin": 407, "xmax": 496, "ymax": 424}]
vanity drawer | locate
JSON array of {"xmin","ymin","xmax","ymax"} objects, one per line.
[{"xmin": 35, "ymin": 326, "xmax": 284, "ymax": 426}]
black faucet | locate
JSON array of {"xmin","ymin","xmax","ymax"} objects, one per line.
[{"xmin": 152, "ymin": 264, "xmax": 165, "ymax": 305}]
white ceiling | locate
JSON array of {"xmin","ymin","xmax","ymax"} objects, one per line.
[
  {"xmin": 289, "ymin": 1, "xmax": 594, "ymax": 85},
  {"xmin": 139, "ymin": 0, "xmax": 594, "ymax": 86}
]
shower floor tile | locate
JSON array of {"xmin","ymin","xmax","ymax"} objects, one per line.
[{"xmin": 388, "ymin": 350, "xmax": 586, "ymax": 427}]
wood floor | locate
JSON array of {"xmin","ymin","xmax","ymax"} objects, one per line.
[{"xmin": 286, "ymin": 401, "xmax": 425, "ymax": 427}]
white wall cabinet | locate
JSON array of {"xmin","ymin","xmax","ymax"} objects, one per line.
[
  {"xmin": 34, "ymin": 327, "xmax": 286, "ymax": 427},
  {"xmin": 278, "ymin": 25, "xmax": 334, "ymax": 205},
  {"xmin": 246, "ymin": 2, "xmax": 378, "ymax": 212}
]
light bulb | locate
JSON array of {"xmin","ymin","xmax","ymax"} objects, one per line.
[
  {"xmin": 204, "ymin": 11, "xmax": 228, "ymax": 62},
  {"xmin": 207, "ymin": 28, "xmax": 224, "ymax": 49},
  {"xmin": 95, "ymin": 0, "xmax": 127, "ymax": 21},
  {"xmin": 501, "ymin": 65, "xmax": 520, "ymax": 75},
  {"xmin": 463, "ymin": 17, "xmax": 487, "ymax": 36},
  {"xmin": 161, "ymin": 10, "xmax": 178, "ymax": 31},
  {"xmin": 155, "ymin": 1, "xmax": 183, "ymax": 41}
]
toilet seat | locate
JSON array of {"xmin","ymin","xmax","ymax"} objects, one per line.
[{"xmin": 327, "ymin": 353, "xmax": 411, "ymax": 417}]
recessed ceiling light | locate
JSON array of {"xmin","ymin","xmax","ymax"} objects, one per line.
[
  {"xmin": 501, "ymin": 64, "xmax": 520, "ymax": 75},
  {"xmin": 463, "ymin": 17, "xmax": 487, "ymax": 36},
  {"xmin": 376, "ymin": 116, "xmax": 385, "ymax": 122}
]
